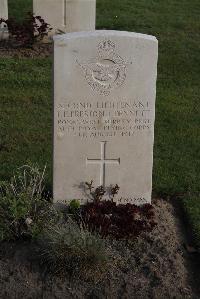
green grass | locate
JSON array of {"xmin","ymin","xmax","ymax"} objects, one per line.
[
  {"xmin": 8, "ymin": 0, "xmax": 32, "ymax": 21},
  {"xmin": 0, "ymin": 58, "xmax": 52, "ymax": 187},
  {"xmin": 183, "ymin": 196, "xmax": 200, "ymax": 246},
  {"xmin": 1, "ymin": 0, "xmax": 200, "ymax": 246}
]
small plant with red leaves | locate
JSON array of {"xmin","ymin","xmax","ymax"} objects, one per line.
[
  {"xmin": 79, "ymin": 182, "xmax": 157, "ymax": 240},
  {"xmin": 0, "ymin": 12, "xmax": 52, "ymax": 47},
  {"xmin": 80, "ymin": 201, "xmax": 157, "ymax": 240}
]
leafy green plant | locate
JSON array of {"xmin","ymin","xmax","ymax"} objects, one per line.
[
  {"xmin": 69, "ymin": 199, "xmax": 80, "ymax": 214},
  {"xmin": 0, "ymin": 165, "xmax": 58, "ymax": 241},
  {"xmin": 38, "ymin": 218, "xmax": 111, "ymax": 279}
]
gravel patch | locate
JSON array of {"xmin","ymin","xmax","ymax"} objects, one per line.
[{"xmin": 0, "ymin": 199, "xmax": 198, "ymax": 299}]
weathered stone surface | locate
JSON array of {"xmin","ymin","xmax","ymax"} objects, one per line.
[
  {"xmin": 33, "ymin": 0, "xmax": 96, "ymax": 36},
  {"xmin": 53, "ymin": 30, "xmax": 158, "ymax": 205},
  {"xmin": 0, "ymin": 0, "xmax": 8, "ymax": 40},
  {"xmin": 0, "ymin": 0, "xmax": 8, "ymax": 19}
]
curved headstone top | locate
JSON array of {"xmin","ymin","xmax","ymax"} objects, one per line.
[
  {"xmin": 53, "ymin": 30, "xmax": 158, "ymax": 205},
  {"xmin": 53, "ymin": 30, "xmax": 158, "ymax": 42}
]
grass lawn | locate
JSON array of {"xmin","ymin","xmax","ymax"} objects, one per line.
[
  {"xmin": 1, "ymin": 0, "xmax": 200, "ymax": 245},
  {"xmin": 8, "ymin": 0, "xmax": 32, "ymax": 21}
]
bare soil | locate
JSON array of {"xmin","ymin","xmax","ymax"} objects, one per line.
[
  {"xmin": 0, "ymin": 41, "xmax": 52, "ymax": 58},
  {"xmin": 0, "ymin": 199, "xmax": 199, "ymax": 299}
]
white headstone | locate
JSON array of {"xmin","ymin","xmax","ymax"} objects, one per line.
[
  {"xmin": 33, "ymin": 0, "xmax": 96, "ymax": 36},
  {"xmin": 0, "ymin": 0, "xmax": 8, "ymax": 19},
  {"xmin": 0, "ymin": 0, "xmax": 8, "ymax": 40},
  {"xmin": 53, "ymin": 31, "xmax": 158, "ymax": 205}
]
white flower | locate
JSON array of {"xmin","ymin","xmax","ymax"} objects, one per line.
[{"xmin": 25, "ymin": 217, "xmax": 33, "ymax": 225}]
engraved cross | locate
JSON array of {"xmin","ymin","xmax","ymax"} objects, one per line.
[{"xmin": 86, "ymin": 141, "xmax": 120, "ymax": 188}]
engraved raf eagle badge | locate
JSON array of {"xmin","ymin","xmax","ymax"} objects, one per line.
[{"xmin": 77, "ymin": 40, "xmax": 127, "ymax": 96}]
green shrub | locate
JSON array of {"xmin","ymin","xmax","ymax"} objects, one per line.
[
  {"xmin": 38, "ymin": 218, "xmax": 111, "ymax": 279},
  {"xmin": 69, "ymin": 199, "xmax": 80, "ymax": 214},
  {"xmin": 0, "ymin": 165, "xmax": 59, "ymax": 241}
]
